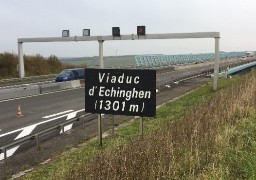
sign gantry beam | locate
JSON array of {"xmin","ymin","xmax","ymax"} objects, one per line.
[
  {"xmin": 17, "ymin": 31, "xmax": 220, "ymax": 91},
  {"xmin": 18, "ymin": 32, "xmax": 220, "ymax": 43}
]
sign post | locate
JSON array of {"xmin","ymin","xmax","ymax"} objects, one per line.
[
  {"xmin": 140, "ymin": 117, "xmax": 144, "ymax": 138},
  {"xmin": 98, "ymin": 40, "xmax": 104, "ymax": 147},
  {"xmin": 112, "ymin": 115, "xmax": 115, "ymax": 138}
]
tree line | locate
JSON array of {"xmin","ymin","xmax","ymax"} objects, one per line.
[{"xmin": 0, "ymin": 52, "xmax": 85, "ymax": 79}]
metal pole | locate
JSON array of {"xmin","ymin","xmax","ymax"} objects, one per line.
[
  {"xmin": 213, "ymin": 37, "xmax": 220, "ymax": 91},
  {"xmin": 140, "ymin": 117, "xmax": 144, "ymax": 138},
  {"xmin": 4, "ymin": 147, "xmax": 7, "ymax": 161},
  {"xmin": 98, "ymin": 40, "xmax": 104, "ymax": 147},
  {"xmin": 61, "ymin": 125, "xmax": 64, "ymax": 134},
  {"xmin": 18, "ymin": 42, "xmax": 25, "ymax": 78},
  {"xmin": 112, "ymin": 115, "xmax": 115, "ymax": 138},
  {"xmin": 99, "ymin": 40, "xmax": 104, "ymax": 68},
  {"xmin": 98, "ymin": 114, "xmax": 102, "ymax": 147},
  {"xmin": 36, "ymin": 134, "xmax": 40, "ymax": 150}
]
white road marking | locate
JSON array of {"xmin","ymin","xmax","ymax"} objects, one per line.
[
  {"xmin": 43, "ymin": 110, "xmax": 74, "ymax": 119},
  {"xmin": 60, "ymin": 112, "xmax": 78, "ymax": 134},
  {"xmin": 0, "ymin": 128, "xmax": 24, "ymax": 138},
  {"xmin": 0, "ymin": 109, "xmax": 85, "ymax": 161},
  {"xmin": 14, "ymin": 125, "xmax": 37, "ymax": 140},
  {"xmin": 0, "ymin": 109, "xmax": 84, "ymax": 138},
  {"xmin": 0, "ymin": 146, "xmax": 19, "ymax": 161},
  {"xmin": 0, "ymin": 125, "xmax": 37, "ymax": 161}
]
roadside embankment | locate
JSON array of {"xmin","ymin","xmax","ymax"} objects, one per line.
[{"xmin": 21, "ymin": 71, "xmax": 256, "ymax": 180}]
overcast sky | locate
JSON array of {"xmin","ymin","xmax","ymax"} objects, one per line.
[{"xmin": 1, "ymin": 0, "xmax": 255, "ymax": 57}]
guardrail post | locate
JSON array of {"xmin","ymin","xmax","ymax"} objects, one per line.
[
  {"xmin": 82, "ymin": 120, "xmax": 85, "ymax": 131},
  {"xmin": 61, "ymin": 125, "xmax": 64, "ymax": 134},
  {"xmin": 36, "ymin": 134, "xmax": 40, "ymax": 150},
  {"xmin": 3, "ymin": 147, "xmax": 7, "ymax": 162}
]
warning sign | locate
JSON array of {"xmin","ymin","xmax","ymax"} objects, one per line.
[{"xmin": 85, "ymin": 69, "xmax": 156, "ymax": 117}]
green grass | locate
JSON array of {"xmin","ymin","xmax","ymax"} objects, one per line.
[
  {"xmin": 224, "ymin": 117, "xmax": 256, "ymax": 179},
  {"xmin": 21, "ymin": 72, "xmax": 256, "ymax": 179}
]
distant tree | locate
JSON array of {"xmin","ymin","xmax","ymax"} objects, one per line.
[
  {"xmin": 0, "ymin": 52, "xmax": 18, "ymax": 78},
  {"xmin": 47, "ymin": 55, "xmax": 62, "ymax": 73},
  {"xmin": 0, "ymin": 52, "xmax": 86, "ymax": 79},
  {"xmin": 24, "ymin": 54, "xmax": 48, "ymax": 75}
]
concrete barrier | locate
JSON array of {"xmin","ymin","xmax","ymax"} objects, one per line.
[
  {"xmin": 70, "ymin": 80, "xmax": 81, "ymax": 88},
  {"xmin": 40, "ymin": 80, "xmax": 81, "ymax": 94},
  {"xmin": 59, "ymin": 81, "xmax": 72, "ymax": 89},
  {"xmin": 0, "ymin": 80, "xmax": 82, "ymax": 100},
  {"xmin": 0, "ymin": 85, "xmax": 40, "ymax": 100},
  {"xmin": 40, "ymin": 83, "xmax": 61, "ymax": 94},
  {"xmin": 59, "ymin": 80, "xmax": 81, "ymax": 90}
]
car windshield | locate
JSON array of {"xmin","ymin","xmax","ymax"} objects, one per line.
[{"xmin": 60, "ymin": 70, "xmax": 72, "ymax": 75}]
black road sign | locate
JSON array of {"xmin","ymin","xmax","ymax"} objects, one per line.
[
  {"xmin": 112, "ymin": 27, "xmax": 120, "ymax": 36},
  {"xmin": 85, "ymin": 69, "xmax": 156, "ymax": 117},
  {"xmin": 137, "ymin": 26, "xmax": 146, "ymax": 35}
]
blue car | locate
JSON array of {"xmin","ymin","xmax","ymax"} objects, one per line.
[{"xmin": 55, "ymin": 68, "xmax": 85, "ymax": 82}]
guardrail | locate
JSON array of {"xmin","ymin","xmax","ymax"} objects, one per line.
[
  {"xmin": 219, "ymin": 60, "xmax": 256, "ymax": 78},
  {"xmin": 0, "ymin": 113, "xmax": 96, "ymax": 161}
]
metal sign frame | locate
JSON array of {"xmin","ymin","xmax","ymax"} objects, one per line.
[{"xmin": 17, "ymin": 32, "xmax": 220, "ymax": 91}]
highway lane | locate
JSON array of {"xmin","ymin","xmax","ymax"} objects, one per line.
[
  {"xmin": 0, "ymin": 88, "xmax": 85, "ymax": 134},
  {"xmin": 0, "ymin": 87, "xmax": 86, "ymax": 160}
]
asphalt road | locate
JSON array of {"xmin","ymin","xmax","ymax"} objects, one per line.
[{"xmin": 0, "ymin": 88, "xmax": 85, "ymax": 134}]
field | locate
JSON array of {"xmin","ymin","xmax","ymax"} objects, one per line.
[
  {"xmin": 59, "ymin": 55, "xmax": 136, "ymax": 68},
  {"xmin": 22, "ymin": 70, "xmax": 256, "ymax": 179}
]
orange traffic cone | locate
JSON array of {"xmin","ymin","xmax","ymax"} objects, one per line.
[{"xmin": 16, "ymin": 104, "xmax": 24, "ymax": 118}]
